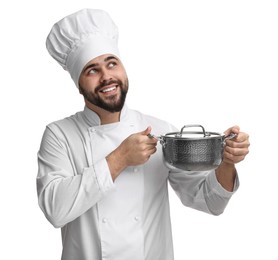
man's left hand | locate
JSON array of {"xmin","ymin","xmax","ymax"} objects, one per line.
[{"xmin": 223, "ymin": 125, "xmax": 250, "ymax": 165}]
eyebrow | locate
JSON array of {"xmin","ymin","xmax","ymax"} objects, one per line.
[
  {"xmin": 104, "ymin": 55, "xmax": 118, "ymax": 62},
  {"xmin": 83, "ymin": 56, "xmax": 119, "ymax": 72}
]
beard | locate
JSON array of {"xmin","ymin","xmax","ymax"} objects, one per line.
[{"xmin": 79, "ymin": 79, "xmax": 128, "ymax": 113}]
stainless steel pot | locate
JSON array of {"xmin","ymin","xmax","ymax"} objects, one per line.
[{"xmin": 149, "ymin": 124, "xmax": 236, "ymax": 171}]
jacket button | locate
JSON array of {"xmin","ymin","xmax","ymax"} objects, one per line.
[
  {"xmin": 134, "ymin": 216, "xmax": 140, "ymax": 222},
  {"xmin": 102, "ymin": 218, "xmax": 107, "ymax": 223}
]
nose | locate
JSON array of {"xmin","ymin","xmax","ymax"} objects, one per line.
[{"xmin": 100, "ymin": 68, "xmax": 112, "ymax": 83}]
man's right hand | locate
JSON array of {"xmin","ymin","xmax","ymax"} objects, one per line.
[{"xmin": 106, "ymin": 127, "xmax": 158, "ymax": 181}]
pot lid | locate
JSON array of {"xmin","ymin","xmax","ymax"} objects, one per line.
[
  {"xmin": 165, "ymin": 125, "xmax": 222, "ymax": 139},
  {"xmin": 165, "ymin": 131, "xmax": 222, "ymax": 139}
]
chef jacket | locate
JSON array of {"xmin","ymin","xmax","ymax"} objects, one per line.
[{"xmin": 37, "ymin": 104, "xmax": 238, "ymax": 260}]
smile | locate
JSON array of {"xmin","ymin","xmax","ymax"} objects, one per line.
[
  {"xmin": 101, "ymin": 86, "xmax": 116, "ymax": 93},
  {"xmin": 100, "ymin": 85, "xmax": 118, "ymax": 93}
]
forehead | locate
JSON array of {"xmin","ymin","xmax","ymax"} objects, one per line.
[{"xmin": 85, "ymin": 54, "xmax": 119, "ymax": 67}]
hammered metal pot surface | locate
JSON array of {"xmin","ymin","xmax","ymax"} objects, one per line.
[{"xmin": 162, "ymin": 135, "xmax": 224, "ymax": 171}]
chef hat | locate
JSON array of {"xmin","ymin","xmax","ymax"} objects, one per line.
[{"xmin": 46, "ymin": 8, "xmax": 120, "ymax": 87}]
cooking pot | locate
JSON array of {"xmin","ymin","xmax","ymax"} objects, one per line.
[{"xmin": 149, "ymin": 124, "xmax": 236, "ymax": 171}]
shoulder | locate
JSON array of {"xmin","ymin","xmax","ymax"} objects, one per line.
[{"xmin": 44, "ymin": 110, "xmax": 87, "ymax": 139}]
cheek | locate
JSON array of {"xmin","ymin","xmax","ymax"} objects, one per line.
[
  {"xmin": 79, "ymin": 77, "xmax": 97, "ymax": 91},
  {"xmin": 117, "ymin": 71, "xmax": 128, "ymax": 84}
]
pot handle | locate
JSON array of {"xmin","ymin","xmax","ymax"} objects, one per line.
[
  {"xmin": 224, "ymin": 133, "xmax": 237, "ymax": 140},
  {"xmin": 147, "ymin": 133, "xmax": 161, "ymax": 141},
  {"xmin": 177, "ymin": 124, "xmax": 209, "ymax": 137},
  {"xmin": 147, "ymin": 134, "xmax": 166, "ymax": 147}
]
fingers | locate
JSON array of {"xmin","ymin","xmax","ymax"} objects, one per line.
[
  {"xmin": 223, "ymin": 130, "xmax": 250, "ymax": 164},
  {"xmin": 224, "ymin": 125, "xmax": 240, "ymax": 136},
  {"xmin": 144, "ymin": 146, "xmax": 157, "ymax": 160},
  {"xmin": 139, "ymin": 126, "xmax": 158, "ymax": 145},
  {"xmin": 120, "ymin": 126, "xmax": 158, "ymax": 166},
  {"xmin": 224, "ymin": 147, "xmax": 249, "ymax": 163},
  {"xmin": 225, "ymin": 132, "xmax": 250, "ymax": 147},
  {"xmin": 141, "ymin": 126, "xmax": 152, "ymax": 136}
]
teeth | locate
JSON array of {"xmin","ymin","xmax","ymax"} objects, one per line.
[{"xmin": 101, "ymin": 86, "xmax": 116, "ymax": 93}]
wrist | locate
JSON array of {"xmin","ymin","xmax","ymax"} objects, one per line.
[
  {"xmin": 215, "ymin": 161, "xmax": 237, "ymax": 192},
  {"xmin": 220, "ymin": 161, "xmax": 236, "ymax": 172},
  {"xmin": 106, "ymin": 148, "xmax": 127, "ymax": 181}
]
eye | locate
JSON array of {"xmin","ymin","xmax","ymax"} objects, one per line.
[
  {"xmin": 108, "ymin": 62, "xmax": 117, "ymax": 68},
  {"xmin": 88, "ymin": 68, "xmax": 97, "ymax": 75}
]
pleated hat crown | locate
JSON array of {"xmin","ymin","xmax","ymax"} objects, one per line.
[{"xmin": 46, "ymin": 9, "xmax": 120, "ymax": 87}]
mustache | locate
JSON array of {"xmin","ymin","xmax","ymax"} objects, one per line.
[{"xmin": 95, "ymin": 80, "xmax": 122, "ymax": 92}]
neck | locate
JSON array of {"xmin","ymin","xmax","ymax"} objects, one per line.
[{"xmin": 85, "ymin": 101, "xmax": 121, "ymax": 124}]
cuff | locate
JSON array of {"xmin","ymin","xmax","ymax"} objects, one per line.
[{"xmin": 86, "ymin": 159, "xmax": 115, "ymax": 193}]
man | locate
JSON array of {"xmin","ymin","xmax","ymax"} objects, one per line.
[{"xmin": 37, "ymin": 9, "xmax": 250, "ymax": 260}]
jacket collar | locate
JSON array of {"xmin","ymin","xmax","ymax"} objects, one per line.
[{"xmin": 83, "ymin": 104, "xmax": 128, "ymax": 126}]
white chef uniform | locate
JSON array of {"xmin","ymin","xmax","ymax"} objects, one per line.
[
  {"xmin": 37, "ymin": 104, "xmax": 238, "ymax": 260},
  {"xmin": 39, "ymin": 8, "xmax": 239, "ymax": 260}
]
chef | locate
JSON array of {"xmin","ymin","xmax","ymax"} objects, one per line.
[{"xmin": 37, "ymin": 8, "xmax": 250, "ymax": 260}]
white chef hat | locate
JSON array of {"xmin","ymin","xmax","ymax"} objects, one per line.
[{"xmin": 46, "ymin": 8, "xmax": 120, "ymax": 87}]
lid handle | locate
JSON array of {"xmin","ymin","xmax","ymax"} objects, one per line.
[{"xmin": 177, "ymin": 124, "xmax": 209, "ymax": 137}]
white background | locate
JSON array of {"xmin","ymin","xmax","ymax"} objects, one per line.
[{"xmin": 1, "ymin": 0, "xmax": 277, "ymax": 259}]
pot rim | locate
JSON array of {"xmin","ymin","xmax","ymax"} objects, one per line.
[{"xmin": 163, "ymin": 131, "xmax": 224, "ymax": 140}]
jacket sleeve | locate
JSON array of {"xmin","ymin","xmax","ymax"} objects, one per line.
[
  {"xmin": 36, "ymin": 126, "xmax": 114, "ymax": 228},
  {"xmin": 168, "ymin": 170, "xmax": 239, "ymax": 215}
]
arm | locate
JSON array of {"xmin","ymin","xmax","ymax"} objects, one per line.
[
  {"xmin": 169, "ymin": 170, "xmax": 238, "ymax": 215},
  {"xmin": 37, "ymin": 126, "xmax": 157, "ymax": 227},
  {"xmin": 37, "ymin": 127, "xmax": 114, "ymax": 228},
  {"xmin": 169, "ymin": 126, "xmax": 249, "ymax": 215},
  {"xmin": 215, "ymin": 126, "xmax": 250, "ymax": 191}
]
